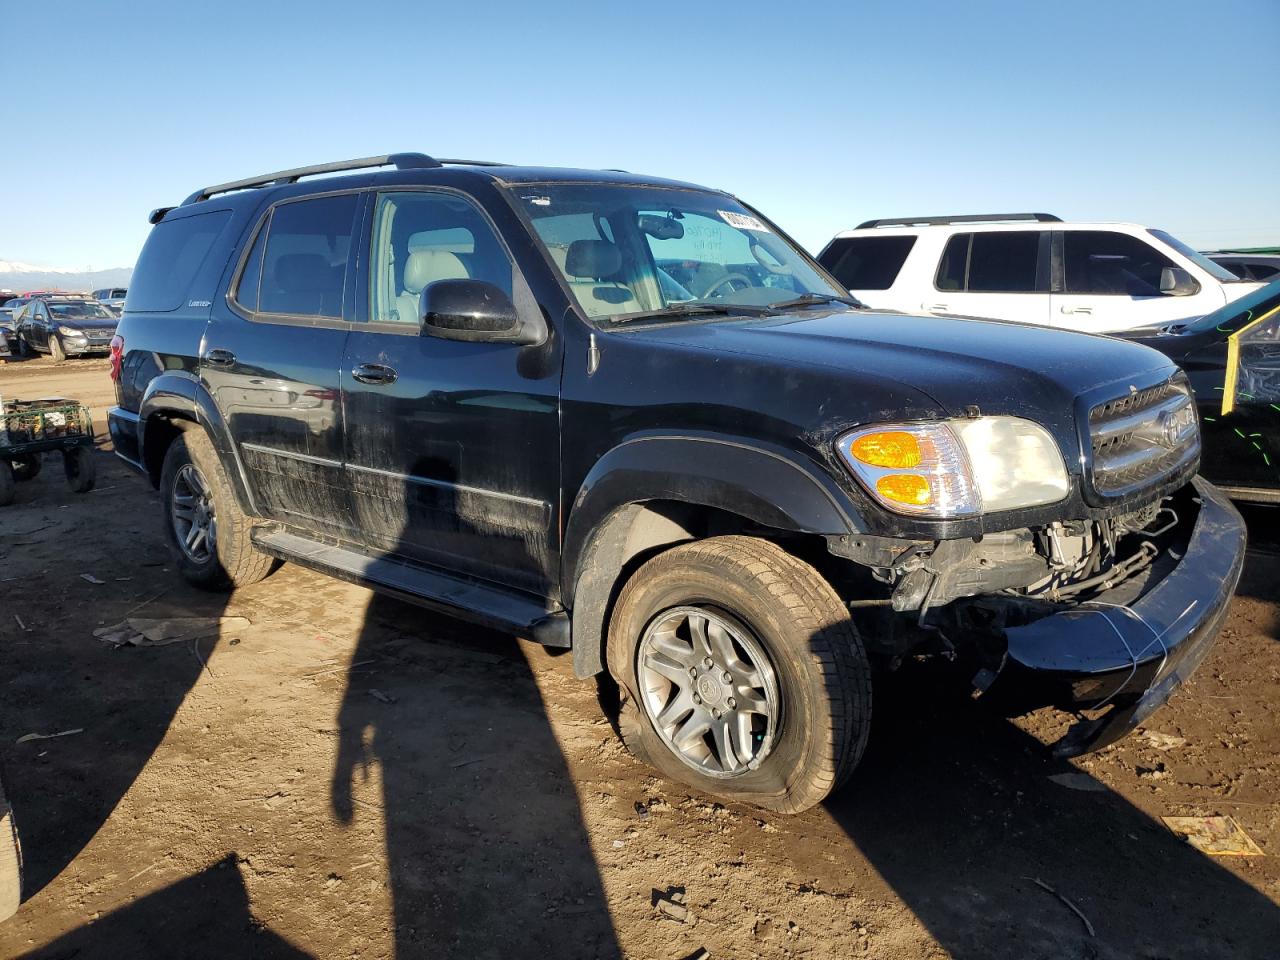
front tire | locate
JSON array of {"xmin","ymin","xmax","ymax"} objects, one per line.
[
  {"xmin": 49, "ymin": 336, "xmax": 65, "ymax": 362},
  {"xmin": 608, "ymin": 536, "xmax": 871, "ymax": 814},
  {"xmin": 160, "ymin": 430, "xmax": 273, "ymax": 589},
  {"xmin": 12, "ymin": 454, "xmax": 40, "ymax": 482}
]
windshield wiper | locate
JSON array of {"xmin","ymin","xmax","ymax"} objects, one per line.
[
  {"xmin": 765, "ymin": 293, "xmax": 864, "ymax": 311},
  {"xmin": 610, "ymin": 302, "xmax": 775, "ymax": 324}
]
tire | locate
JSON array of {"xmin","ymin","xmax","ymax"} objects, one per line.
[
  {"xmin": 0, "ymin": 462, "xmax": 13, "ymax": 507},
  {"xmin": 15, "ymin": 335, "xmax": 30, "ymax": 358},
  {"xmin": 0, "ymin": 774, "xmax": 21, "ymax": 922},
  {"xmin": 49, "ymin": 335, "xmax": 66, "ymax": 362},
  {"xmin": 63, "ymin": 446, "xmax": 96, "ymax": 493},
  {"xmin": 160, "ymin": 430, "xmax": 273, "ymax": 589},
  {"xmin": 12, "ymin": 454, "xmax": 41, "ymax": 482},
  {"xmin": 607, "ymin": 536, "xmax": 871, "ymax": 814}
]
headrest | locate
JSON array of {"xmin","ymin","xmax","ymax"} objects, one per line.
[
  {"xmin": 565, "ymin": 239, "xmax": 622, "ymax": 280},
  {"xmin": 273, "ymin": 253, "xmax": 333, "ymax": 292},
  {"xmin": 404, "ymin": 249, "xmax": 468, "ymax": 294}
]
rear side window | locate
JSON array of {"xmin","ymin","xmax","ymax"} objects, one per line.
[
  {"xmin": 129, "ymin": 210, "xmax": 232, "ymax": 312},
  {"xmin": 935, "ymin": 232, "xmax": 1042, "ymax": 293},
  {"xmin": 820, "ymin": 236, "xmax": 916, "ymax": 290},
  {"xmin": 250, "ymin": 194, "xmax": 359, "ymax": 319},
  {"xmin": 1063, "ymin": 231, "xmax": 1178, "ymax": 296}
]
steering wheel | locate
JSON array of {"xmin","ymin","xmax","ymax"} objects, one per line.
[{"xmin": 698, "ymin": 273, "xmax": 753, "ymax": 299}]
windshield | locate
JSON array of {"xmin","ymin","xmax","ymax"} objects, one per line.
[
  {"xmin": 1149, "ymin": 229, "xmax": 1241, "ymax": 283},
  {"xmin": 48, "ymin": 301, "xmax": 115, "ymax": 320},
  {"xmin": 511, "ymin": 183, "xmax": 848, "ymax": 322},
  {"xmin": 1178, "ymin": 277, "xmax": 1280, "ymax": 335}
]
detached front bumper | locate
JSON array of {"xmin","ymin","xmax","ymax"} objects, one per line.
[{"xmin": 995, "ymin": 477, "xmax": 1246, "ymax": 757}]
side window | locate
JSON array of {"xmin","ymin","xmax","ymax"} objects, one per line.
[
  {"xmin": 234, "ymin": 217, "xmax": 269, "ymax": 312},
  {"xmin": 1250, "ymin": 263, "xmax": 1279, "ymax": 281},
  {"xmin": 1063, "ymin": 231, "xmax": 1177, "ymax": 296},
  {"xmin": 935, "ymin": 234, "xmax": 971, "ymax": 291},
  {"xmin": 819, "ymin": 236, "xmax": 917, "ymax": 291},
  {"xmin": 369, "ymin": 192, "xmax": 513, "ymax": 325},
  {"xmin": 129, "ymin": 209, "xmax": 233, "ymax": 312},
  {"xmin": 255, "ymin": 194, "xmax": 357, "ymax": 318},
  {"xmin": 967, "ymin": 232, "xmax": 1040, "ymax": 292}
]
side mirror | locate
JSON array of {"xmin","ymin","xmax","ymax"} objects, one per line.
[
  {"xmin": 1160, "ymin": 267, "xmax": 1199, "ymax": 297},
  {"xmin": 419, "ymin": 279, "xmax": 543, "ymax": 345}
]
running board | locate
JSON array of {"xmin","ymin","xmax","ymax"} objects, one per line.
[{"xmin": 251, "ymin": 529, "xmax": 570, "ymax": 648}]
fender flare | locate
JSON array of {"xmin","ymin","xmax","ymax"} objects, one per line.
[
  {"xmin": 138, "ymin": 371, "xmax": 258, "ymax": 514},
  {"xmin": 563, "ymin": 434, "xmax": 864, "ymax": 678}
]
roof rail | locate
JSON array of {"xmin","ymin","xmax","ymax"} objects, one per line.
[
  {"xmin": 181, "ymin": 153, "xmax": 453, "ymax": 205},
  {"xmin": 856, "ymin": 213, "xmax": 1062, "ymax": 229}
]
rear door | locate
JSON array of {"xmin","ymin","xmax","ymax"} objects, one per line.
[
  {"xmin": 928, "ymin": 230, "xmax": 1051, "ymax": 326},
  {"xmin": 340, "ymin": 188, "xmax": 562, "ymax": 598},
  {"xmin": 200, "ymin": 192, "xmax": 361, "ymax": 538},
  {"xmin": 1051, "ymin": 230, "xmax": 1212, "ymax": 332}
]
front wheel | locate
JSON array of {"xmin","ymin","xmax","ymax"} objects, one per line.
[
  {"xmin": 49, "ymin": 336, "xmax": 65, "ymax": 362},
  {"xmin": 160, "ymin": 430, "xmax": 273, "ymax": 589},
  {"xmin": 608, "ymin": 536, "xmax": 871, "ymax": 814},
  {"xmin": 12, "ymin": 454, "xmax": 41, "ymax": 482}
]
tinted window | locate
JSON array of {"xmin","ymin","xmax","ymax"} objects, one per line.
[
  {"xmin": 1212, "ymin": 258, "xmax": 1249, "ymax": 279},
  {"xmin": 1250, "ymin": 263, "xmax": 1279, "ymax": 281},
  {"xmin": 129, "ymin": 210, "xmax": 232, "ymax": 312},
  {"xmin": 967, "ymin": 232, "xmax": 1040, "ymax": 292},
  {"xmin": 821, "ymin": 236, "xmax": 916, "ymax": 290},
  {"xmin": 234, "ymin": 218, "xmax": 269, "ymax": 312},
  {"xmin": 935, "ymin": 234, "xmax": 969, "ymax": 291},
  {"xmin": 369, "ymin": 192, "xmax": 512, "ymax": 324},
  {"xmin": 258, "ymin": 194, "xmax": 358, "ymax": 318},
  {"xmin": 1064, "ymin": 231, "xmax": 1177, "ymax": 296}
]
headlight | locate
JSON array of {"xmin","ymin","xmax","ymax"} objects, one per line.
[{"xmin": 837, "ymin": 417, "xmax": 1069, "ymax": 518}]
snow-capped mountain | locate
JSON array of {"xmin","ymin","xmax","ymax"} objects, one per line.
[{"xmin": 0, "ymin": 260, "xmax": 132, "ymax": 293}]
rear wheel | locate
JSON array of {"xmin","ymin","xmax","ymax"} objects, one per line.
[
  {"xmin": 12, "ymin": 454, "xmax": 40, "ymax": 482},
  {"xmin": 15, "ymin": 335, "xmax": 30, "ymax": 358},
  {"xmin": 63, "ymin": 446, "xmax": 96, "ymax": 493},
  {"xmin": 49, "ymin": 336, "xmax": 66, "ymax": 362},
  {"xmin": 608, "ymin": 536, "xmax": 871, "ymax": 814},
  {"xmin": 160, "ymin": 430, "xmax": 273, "ymax": 589}
]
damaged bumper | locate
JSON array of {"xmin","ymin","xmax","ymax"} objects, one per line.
[{"xmin": 995, "ymin": 477, "xmax": 1246, "ymax": 757}]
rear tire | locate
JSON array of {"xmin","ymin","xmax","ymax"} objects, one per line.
[
  {"xmin": 0, "ymin": 462, "xmax": 13, "ymax": 507},
  {"xmin": 0, "ymin": 773, "xmax": 21, "ymax": 922},
  {"xmin": 13, "ymin": 454, "xmax": 42, "ymax": 482},
  {"xmin": 16, "ymin": 335, "xmax": 30, "ymax": 358},
  {"xmin": 607, "ymin": 536, "xmax": 871, "ymax": 814},
  {"xmin": 63, "ymin": 446, "xmax": 96, "ymax": 493},
  {"xmin": 160, "ymin": 430, "xmax": 273, "ymax": 589},
  {"xmin": 49, "ymin": 336, "xmax": 65, "ymax": 362}
]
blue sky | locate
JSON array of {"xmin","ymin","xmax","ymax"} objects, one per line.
[{"xmin": 1, "ymin": 0, "xmax": 1277, "ymax": 269}]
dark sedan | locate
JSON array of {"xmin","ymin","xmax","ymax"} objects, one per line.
[
  {"xmin": 1119, "ymin": 279, "xmax": 1280, "ymax": 503},
  {"xmin": 14, "ymin": 298, "xmax": 119, "ymax": 361}
]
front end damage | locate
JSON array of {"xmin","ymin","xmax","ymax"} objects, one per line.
[{"xmin": 828, "ymin": 477, "xmax": 1246, "ymax": 756}]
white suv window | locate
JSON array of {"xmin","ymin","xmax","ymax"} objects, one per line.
[
  {"xmin": 1062, "ymin": 231, "xmax": 1179, "ymax": 297},
  {"xmin": 935, "ymin": 231, "xmax": 1043, "ymax": 293},
  {"xmin": 821, "ymin": 236, "xmax": 916, "ymax": 290}
]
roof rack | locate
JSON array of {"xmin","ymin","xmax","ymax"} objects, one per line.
[
  {"xmin": 856, "ymin": 213, "xmax": 1061, "ymax": 229},
  {"xmin": 180, "ymin": 153, "xmax": 509, "ymax": 206}
]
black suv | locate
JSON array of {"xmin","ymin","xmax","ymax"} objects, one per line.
[
  {"xmin": 109, "ymin": 153, "xmax": 1246, "ymax": 813},
  {"xmin": 12, "ymin": 296, "xmax": 119, "ymax": 360}
]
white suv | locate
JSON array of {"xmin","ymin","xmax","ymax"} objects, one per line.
[{"xmin": 817, "ymin": 214, "xmax": 1263, "ymax": 334}]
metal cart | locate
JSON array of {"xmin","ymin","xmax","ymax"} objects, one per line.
[{"xmin": 0, "ymin": 397, "xmax": 97, "ymax": 506}]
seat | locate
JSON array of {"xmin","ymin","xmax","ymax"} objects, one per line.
[
  {"xmin": 559, "ymin": 239, "xmax": 638, "ymax": 316},
  {"xmin": 395, "ymin": 248, "xmax": 469, "ymax": 323},
  {"xmin": 264, "ymin": 253, "xmax": 343, "ymax": 316}
]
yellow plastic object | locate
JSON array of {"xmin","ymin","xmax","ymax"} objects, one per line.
[
  {"xmin": 1222, "ymin": 301, "xmax": 1280, "ymax": 416},
  {"xmin": 849, "ymin": 431, "xmax": 921, "ymax": 468},
  {"xmin": 876, "ymin": 473, "xmax": 931, "ymax": 505}
]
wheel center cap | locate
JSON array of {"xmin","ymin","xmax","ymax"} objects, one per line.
[{"xmin": 696, "ymin": 673, "xmax": 723, "ymax": 705}]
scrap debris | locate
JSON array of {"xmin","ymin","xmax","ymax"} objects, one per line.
[
  {"xmin": 1047, "ymin": 772, "xmax": 1108, "ymax": 793},
  {"xmin": 94, "ymin": 616, "xmax": 251, "ymax": 648},
  {"xmin": 16, "ymin": 728, "xmax": 84, "ymax": 745},
  {"xmin": 652, "ymin": 886, "xmax": 692, "ymax": 923},
  {"xmin": 79, "ymin": 573, "xmax": 106, "ymax": 585},
  {"xmin": 1161, "ymin": 816, "xmax": 1264, "ymax": 856},
  {"xmin": 1023, "ymin": 877, "xmax": 1095, "ymax": 937},
  {"xmin": 1139, "ymin": 730, "xmax": 1187, "ymax": 751}
]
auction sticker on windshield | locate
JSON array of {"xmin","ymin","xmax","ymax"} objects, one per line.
[{"xmin": 718, "ymin": 210, "xmax": 769, "ymax": 232}]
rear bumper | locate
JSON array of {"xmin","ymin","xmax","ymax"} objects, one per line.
[
  {"xmin": 995, "ymin": 477, "xmax": 1246, "ymax": 756},
  {"xmin": 107, "ymin": 406, "xmax": 145, "ymax": 473}
]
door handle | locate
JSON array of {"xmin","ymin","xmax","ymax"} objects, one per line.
[
  {"xmin": 202, "ymin": 347, "xmax": 237, "ymax": 367},
  {"xmin": 351, "ymin": 362, "xmax": 398, "ymax": 385},
  {"xmin": 1060, "ymin": 305, "xmax": 1093, "ymax": 315},
  {"xmin": 922, "ymin": 302, "xmax": 949, "ymax": 312}
]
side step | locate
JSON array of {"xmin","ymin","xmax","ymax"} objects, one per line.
[{"xmin": 251, "ymin": 529, "xmax": 570, "ymax": 648}]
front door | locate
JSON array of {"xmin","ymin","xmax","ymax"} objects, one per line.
[
  {"xmin": 341, "ymin": 189, "xmax": 562, "ymax": 598},
  {"xmin": 200, "ymin": 192, "xmax": 361, "ymax": 538}
]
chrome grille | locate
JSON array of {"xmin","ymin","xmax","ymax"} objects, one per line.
[
  {"xmin": 1089, "ymin": 378, "xmax": 1199, "ymax": 496},
  {"xmin": 86, "ymin": 328, "xmax": 115, "ymax": 338}
]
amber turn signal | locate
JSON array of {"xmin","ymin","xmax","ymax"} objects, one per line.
[
  {"xmin": 849, "ymin": 431, "xmax": 921, "ymax": 469},
  {"xmin": 875, "ymin": 473, "xmax": 932, "ymax": 505}
]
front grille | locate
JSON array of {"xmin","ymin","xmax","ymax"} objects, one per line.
[
  {"xmin": 1089, "ymin": 377, "xmax": 1199, "ymax": 497},
  {"xmin": 86, "ymin": 328, "xmax": 115, "ymax": 338}
]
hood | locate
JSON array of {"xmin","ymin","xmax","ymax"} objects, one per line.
[
  {"xmin": 52, "ymin": 317, "xmax": 118, "ymax": 332},
  {"xmin": 630, "ymin": 308, "xmax": 1176, "ymax": 420},
  {"xmin": 1224, "ymin": 281, "xmax": 1266, "ymax": 303}
]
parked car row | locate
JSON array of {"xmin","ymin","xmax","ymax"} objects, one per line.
[
  {"xmin": 105, "ymin": 152, "xmax": 1249, "ymax": 814},
  {"xmin": 2, "ymin": 295, "xmax": 120, "ymax": 360}
]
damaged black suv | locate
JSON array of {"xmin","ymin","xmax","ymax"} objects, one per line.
[{"xmin": 108, "ymin": 154, "xmax": 1246, "ymax": 813}]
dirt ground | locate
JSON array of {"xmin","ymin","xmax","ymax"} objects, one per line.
[{"xmin": 1, "ymin": 355, "xmax": 1278, "ymax": 960}]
